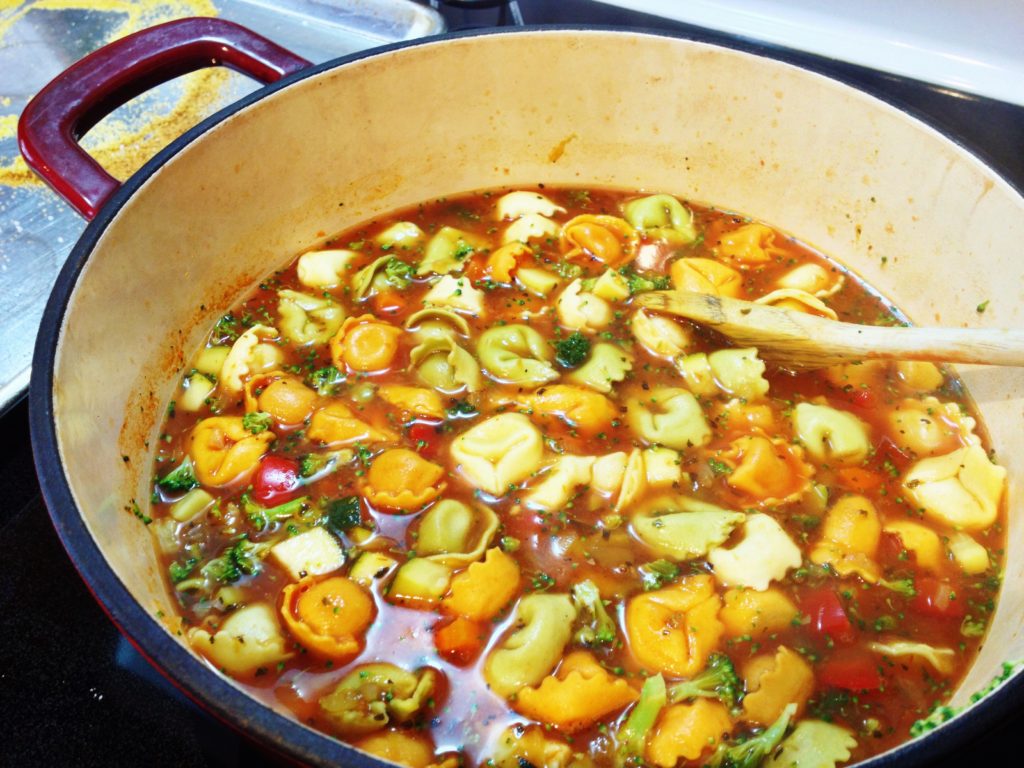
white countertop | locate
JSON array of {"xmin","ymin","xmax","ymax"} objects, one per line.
[{"xmin": 598, "ymin": 0, "xmax": 1024, "ymax": 106}]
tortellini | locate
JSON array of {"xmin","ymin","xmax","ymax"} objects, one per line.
[
  {"xmin": 623, "ymin": 193, "xmax": 697, "ymax": 245},
  {"xmin": 755, "ymin": 288, "xmax": 838, "ymax": 319},
  {"xmin": 244, "ymin": 372, "xmax": 319, "ymax": 426},
  {"xmin": 375, "ymin": 221, "xmax": 424, "ymax": 249},
  {"xmin": 220, "ymin": 324, "xmax": 283, "ymax": 394},
  {"xmin": 810, "ymin": 494, "xmax": 881, "ymax": 583},
  {"xmin": 764, "ymin": 720, "xmax": 857, "ymax": 768},
  {"xmin": 742, "ymin": 646, "xmax": 815, "ymax": 725},
  {"xmin": 676, "ymin": 348, "xmax": 769, "ymax": 401},
  {"xmin": 566, "ymin": 342, "xmax": 633, "ymax": 393},
  {"xmin": 631, "ymin": 309, "xmax": 691, "ymax": 358},
  {"xmin": 405, "ymin": 306, "xmax": 470, "ymax": 340},
  {"xmin": 883, "ymin": 520, "xmax": 943, "ymax": 572},
  {"xmin": 415, "ymin": 499, "xmax": 499, "ymax": 567},
  {"xmin": 776, "ymin": 262, "xmax": 845, "ymax": 298},
  {"xmin": 495, "ymin": 190, "xmax": 565, "ymax": 220},
  {"xmin": 418, "ymin": 226, "xmax": 485, "ymax": 275},
  {"xmin": 720, "ymin": 435, "xmax": 813, "ymax": 504},
  {"xmin": 556, "ymin": 279, "xmax": 614, "ymax": 332},
  {"xmin": 484, "ymin": 593, "xmax": 577, "ymax": 698},
  {"xmin": 560, "ymin": 214, "xmax": 637, "ymax": 266},
  {"xmin": 279, "ymin": 575, "xmax": 373, "ymax": 661},
  {"xmin": 409, "ymin": 335, "xmax": 482, "ymax": 394},
  {"xmin": 423, "ymin": 274, "xmax": 486, "ymax": 316},
  {"xmin": 477, "ymin": 324, "xmax": 558, "ymax": 387},
  {"xmin": 362, "ymin": 448, "xmax": 446, "ymax": 511},
  {"xmin": 716, "ymin": 222, "xmax": 782, "ymax": 265},
  {"xmin": 503, "ymin": 213, "xmax": 560, "ymax": 245},
  {"xmin": 296, "ymin": 248, "xmax": 358, "ymax": 289},
  {"xmin": 887, "ymin": 396, "xmax": 979, "ymax": 456},
  {"xmin": 277, "ymin": 289, "xmax": 344, "ymax": 346},
  {"xmin": 188, "ymin": 603, "xmax": 291, "ymax": 675},
  {"xmin": 903, "ymin": 444, "xmax": 1006, "ymax": 530},
  {"xmin": 319, "ymin": 663, "xmax": 439, "ymax": 736},
  {"xmin": 307, "ymin": 401, "xmax": 396, "ymax": 446},
  {"xmin": 792, "ymin": 402, "xmax": 871, "ymax": 465},
  {"xmin": 524, "ymin": 455, "xmax": 597, "ymax": 512},
  {"xmin": 613, "ymin": 448, "xmax": 686, "ymax": 511},
  {"xmin": 632, "ymin": 496, "xmax": 745, "ymax": 560},
  {"xmin": 670, "ymin": 257, "xmax": 742, "ymax": 297},
  {"xmin": 515, "ymin": 384, "xmax": 618, "ymax": 436},
  {"xmin": 626, "ymin": 387, "xmax": 711, "ymax": 450},
  {"xmin": 707, "ymin": 513, "xmax": 802, "ymax": 591},
  {"xmin": 868, "ymin": 640, "xmax": 955, "ymax": 675},
  {"xmin": 450, "ymin": 413, "xmax": 544, "ymax": 496},
  {"xmin": 330, "ymin": 314, "xmax": 402, "ymax": 372},
  {"xmin": 188, "ymin": 415, "xmax": 274, "ymax": 486}
]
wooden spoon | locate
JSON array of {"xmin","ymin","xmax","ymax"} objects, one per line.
[{"xmin": 636, "ymin": 290, "xmax": 1024, "ymax": 369}]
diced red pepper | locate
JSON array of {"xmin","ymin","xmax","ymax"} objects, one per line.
[
  {"xmin": 818, "ymin": 650, "xmax": 884, "ymax": 691},
  {"xmin": 252, "ymin": 454, "xmax": 301, "ymax": 505},
  {"xmin": 801, "ymin": 587, "xmax": 856, "ymax": 643},
  {"xmin": 850, "ymin": 388, "xmax": 877, "ymax": 409},
  {"xmin": 912, "ymin": 577, "xmax": 966, "ymax": 619},
  {"xmin": 408, "ymin": 421, "xmax": 443, "ymax": 460},
  {"xmin": 875, "ymin": 436, "xmax": 913, "ymax": 473}
]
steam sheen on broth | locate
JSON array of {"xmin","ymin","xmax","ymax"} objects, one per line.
[{"xmin": 149, "ymin": 187, "xmax": 1005, "ymax": 768}]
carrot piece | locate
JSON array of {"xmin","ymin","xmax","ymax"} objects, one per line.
[
  {"xmin": 836, "ymin": 467, "xmax": 885, "ymax": 494},
  {"xmin": 434, "ymin": 615, "xmax": 488, "ymax": 664}
]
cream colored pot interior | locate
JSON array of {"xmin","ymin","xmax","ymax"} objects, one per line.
[{"xmin": 51, "ymin": 29, "xmax": 1024, "ymax": 749}]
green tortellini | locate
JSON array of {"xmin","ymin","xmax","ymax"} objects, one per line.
[
  {"xmin": 566, "ymin": 342, "xmax": 633, "ymax": 393},
  {"xmin": 626, "ymin": 387, "xmax": 711, "ymax": 450},
  {"xmin": 793, "ymin": 402, "xmax": 870, "ymax": 465},
  {"xmin": 319, "ymin": 663, "xmax": 439, "ymax": 736},
  {"xmin": 404, "ymin": 307, "xmax": 471, "ymax": 340},
  {"xmin": 676, "ymin": 348, "xmax": 769, "ymax": 401},
  {"xmin": 417, "ymin": 226, "xmax": 485, "ymax": 276},
  {"xmin": 351, "ymin": 255, "xmax": 414, "ymax": 300},
  {"xmin": 632, "ymin": 496, "xmax": 746, "ymax": 561},
  {"xmin": 483, "ymin": 593, "xmax": 577, "ymax": 698},
  {"xmin": 409, "ymin": 335, "xmax": 482, "ymax": 393},
  {"xmin": 277, "ymin": 289, "xmax": 344, "ymax": 346},
  {"xmin": 415, "ymin": 499, "xmax": 499, "ymax": 567},
  {"xmin": 623, "ymin": 194, "xmax": 697, "ymax": 245},
  {"xmin": 477, "ymin": 324, "xmax": 558, "ymax": 387}
]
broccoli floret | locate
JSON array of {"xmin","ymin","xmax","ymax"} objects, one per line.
[
  {"xmin": 157, "ymin": 457, "xmax": 198, "ymax": 493},
  {"xmin": 615, "ymin": 673, "xmax": 667, "ymax": 766},
  {"xmin": 308, "ymin": 365, "xmax": 344, "ymax": 396},
  {"xmin": 384, "ymin": 257, "xmax": 414, "ymax": 288},
  {"xmin": 554, "ymin": 331, "xmax": 591, "ymax": 368},
  {"xmin": 201, "ymin": 536, "xmax": 269, "ymax": 583},
  {"xmin": 667, "ymin": 653, "xmax": 742, "ymax": 709},
  {"xmin": 168, "ymin": 557, "xmax": 199, "ymax": 584},
  {"xmin": 325, "ymin": 495, "xmax": 362, "ymax": 533},
  {"xmin": 242, "ymin": 493, "xmax": 308, "ymax": 532},
  {"xmin": 638, "ymin": 559, "xmax": 680, "ymax": 591},
  {"xmin": 878, "ymin": 577, "xmax": 916, "ymax": 598},
  {"xmin": 446, "ymin": 398, "xmax": 478, "ymax": 418},
  {"xmin": 242, "ymin": 411, "xmax": 273, "ymax": 434},
  {"xmin": 553, "ymin": 260, "xmax": 583, "ymax": 279},
  {"xmin": 298, "ymin": 451, "xmax": 344, "ymax": 480},
  {"xmin": 618, "ymin": 266, "xmax": 671, "ymax": 295},
  {"xmin": 707, "ymin": 703, "xmax": 796, "ymax": 768},
  {"xmin": 571, "ymin": 579, "xmax": 617, "ymax": 646}
]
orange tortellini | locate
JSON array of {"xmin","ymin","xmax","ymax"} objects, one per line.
[
  {"xmin": 188, "ymin": 415, "xmax": 274, "ymax": 486},
  {"xmin": 331, "ymin": 314, "xmax": 402, "ymax": 372}
]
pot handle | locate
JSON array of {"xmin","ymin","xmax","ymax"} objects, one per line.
[{"xmin": 18, "ymin": 17, "xmax": 311, "ymax": 221}]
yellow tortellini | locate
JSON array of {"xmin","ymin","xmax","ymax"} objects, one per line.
[
  {"xmin": 566, "ymin": 342, "xmax": 633, "ymax": 393},
  {"xmin": 904, "ymin": 444, "xmax": 1006, "ymax": 530},
  {"xmin": 676, "ymin": 348, "xmax": 769, "ymax": 401},
  {"xmin": 188, "ymin": 603, "xmax": 291, "ymax": 676},
  {"xmin": 626, "ymin": 387, "xmax": 711, "ymax": 450},
  {"xmin": 556, "ymin": 279, "xmax": 614, "ymax": 332},
  {"xmin": 423, "ymin": 274, "xmax": 486, "ymax": 316},
  {"xmin": 495, "ymin": 190, "xmax": 566, "ymax": 220},
  {"xmin": 810, "ymin": 494, "xmax": 881, "ymax": 582},
  {"xmin": 375, "ymin": 221, "xmax": 425, "ymax": 249},
  {"xmin": 883, "ymin": 520, "xmax": 943, "ymax": 572},
  {"xmin": 418, "ymin": 226, "xmax": 486, "ymax": 276},
  {"xmin": 484, "ymin": 593, "xmax": 577, "ymax": 698},
  {"xmin": 754, "ymin": 288, "xmax": 838, "ymax": 319},
  {"xmin": 632, "ymin": 496, "xmax": 746, "ymax": 560},
  {"xmin": 792, "ymin": 402, "xmax": 871, "ymax": 465},
  {"xmin": 707, "ymin": 513, "xmax": 802, "ymax": 591},
  {"xmin": 450, "ymin": 413, "xmax": 544, "ymax": 496},
  {"xmin": 623, "ymin": 194, "xmax": 697, "ymax": 245},
  {"xmin": 219, "ymin": 324, "xmax": 283, "ymax": 394},
  {"xmin": 477, "ymin": 324, "xmax": 558, "ymax": 387},
  {"xmin": 296, "ymin": 248, "xmax": 359, "ymax": 289},
  {"xmin": 415, "ymin": 499, "xmax": 499, "ymax": 567},
  {"xmin": 503, "ymin": 213, "xmax": 560, "ymax": 245},
  {"xmin": 277, "ymin": 289, "xmax": 344, "ymax": 346},
  {"xmin": 523, "ymin": 455, "xmax": 597, "ymax": 512},
  {"xmin": 409, "ymin": 335, "xmax": 482, "ymax": 393},
  {"xmin": 887, "ymin": 396, "xmax": 978, "ymax": 456},
  {"xmin": 631, "ymin": 309, "xmax": 691, "ymax": 358},
  {"xmin": 775, "ymin": 262, "xmax": 845, "ymax": 298}
]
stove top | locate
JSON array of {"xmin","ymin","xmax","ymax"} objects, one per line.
[{"xmin": 3, "ymin": 1, "xmax": 1023, "ymax": 766}]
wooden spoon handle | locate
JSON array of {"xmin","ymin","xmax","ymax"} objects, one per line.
[{"xmin": 638, "ymin": 290, "xmax": 1024, "ymax": 368}]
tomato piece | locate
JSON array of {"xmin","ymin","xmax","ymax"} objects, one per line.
[
  {"xmin": 912, "ymin": 577, "xmax": 966, "ymax": 618},
  {"xmin": 408, "ymin": 421, "xmax": 443, "ymax": 460},
  {"xmin": 252, "ymin": 454, "xmax": 301, "ymax": 505},
  {"xmin": 801, "ymin": 587, "xmax": 856, "ymax": 643},
  {"xmin": 818, "ymin": 650, "xmax": 884, "ymax": 691},
  {"xmin": 835, "ymin": 467, "xmax": 885, "ymax": 494},
  {"xmin": 875, "ymin": 436, "xmax": 913, "ymax": 473}
]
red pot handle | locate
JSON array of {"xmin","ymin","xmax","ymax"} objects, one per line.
[{"xmin": 18, "ymin": 17, "xmax": 311, "ymax": 220}]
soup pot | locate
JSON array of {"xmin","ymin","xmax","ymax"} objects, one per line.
[{"xmin": 23, "ymin": 16, "xmax": 1024, "ymax": 767}]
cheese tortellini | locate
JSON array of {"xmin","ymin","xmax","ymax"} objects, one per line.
[
  {"xmin": 708, "ymin": 513, "xmax": 802, "ymax": 591},
  {"xmin": 632, "ymin": 496, "xmax": 746, "ymax": 560},
  {"xmin": 477, "ymin": 324, "xmax": 558, "ymax": 387},
  {"xmin": 904, "ymin": 445, "xmax": 1006, "ymax": 530},
  {"xmin": 523, "ymin": 455, "xmax": 597, "ymax": 512},
  {"xmin": 676, "ymin": 348, "xmax": 769, "ymax": 401},
  {"xmin": 220, "ymin": 324, "xmax": 283, "ymax": 394},
  {"xmin": 415, "ymin": 500, "xmax": 499, "ymax": 567},
  {"xmin": 277, "ymin": 289, "xmax": 344, "ymax": 346},
  {"xmin": 631, "ymin": 309, "xmax": 691, "ymax": 358},
  {"xmin": 792, "ymin": 402, "xmax": 871, "ymax": 465},
  {"xmin": 484, "ymin": 594, "xmax": 577, "ymax": 698},
  {"xmin": 623, "ymin": 193, "xmax": 697, "ymax": 245},
  {"xmin": 556, "ymin": 279, "xmax": 614, "ymax": 332},
  {"xmin": 188, "ymin": 603, "xmax": 291, "ymax": 676},
  {"xmin": 409, "ymin": 335, "xmax": 482, "ymax": 393},
  {"xmin": 450, "ymin": 413, "xmax": 544, "ymax": 496},
  {"xmin": 626, "ymin": 387, "xmax": 711, "ymax": 450},
  {"xmin": 566, "ymin": 342, "xmax": 633, "ymax": 393},
  {"xmin": 296, "ymin": 248, "xmax": 358, "ymax": 288}
]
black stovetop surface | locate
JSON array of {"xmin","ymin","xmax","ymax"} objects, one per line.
[{"xmin": 3, "ymin": 1, "xmax": 1023, "ymax": 766}]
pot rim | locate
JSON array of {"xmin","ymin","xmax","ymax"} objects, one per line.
[{"xmin": 29, "ymin": 24, "xmax": 1024, "ymax": 767}]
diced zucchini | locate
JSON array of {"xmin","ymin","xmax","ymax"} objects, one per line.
[
  {"xmin": 644, "ymin": 447, "xmax": 683, "ymax": 488},
  {"xmin": 591, "ymin": 269, "xmax": 630, "ymax": 301},
  {"xmin": 170, "ymin": 487, "xmax": 215, "ymax": 522},
  {"xmin": 180, "ymin": 372, "xmax": 216, "ymax": 412},
  {"xmin": 516, "ymin": 267, "xmax": 561, "ymax": 297},
  {"xmin": 194, "ymin": 345, "xmax": 230, "ymax": 376},
  {"xmin": 389, "ymin": 558, "xmax": 452, "ymax": 605},
  {"xmin": 349, "ymin": 551, "xmax": 400, "ymax": 587},
  {"xmin": 270, "ymin": 527, "xmax": 345, "ymax": 581}
]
